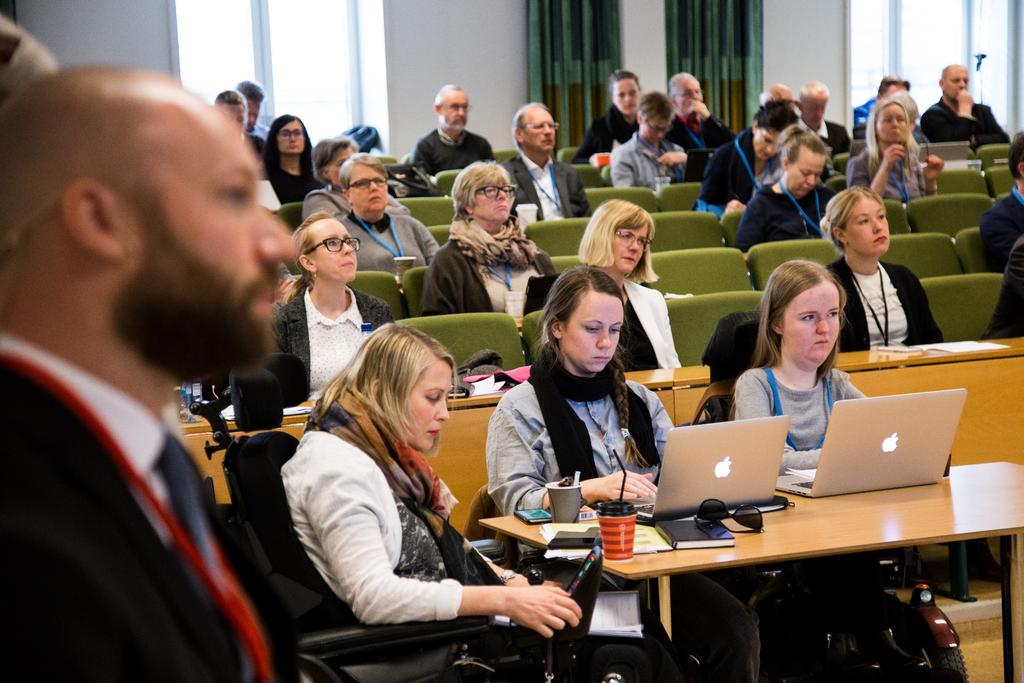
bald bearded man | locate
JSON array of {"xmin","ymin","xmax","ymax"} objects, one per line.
[{"xmin": 0, "ymin": 68, "xmax": 298, "ymax": 681}]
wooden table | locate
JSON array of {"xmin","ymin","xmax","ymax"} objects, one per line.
[
  {"xmin": 184, "ymin": 339, "xmax": 1024, "ymax": 530},
  {"xmin": 481, "ymin": 462, "xmax": 1024, "ymax": 681}
]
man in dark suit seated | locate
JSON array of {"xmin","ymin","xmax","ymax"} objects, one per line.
[
  {"xmin": 921, "ymin": 64, "xmax": 1009, "ymax": 149},
  {"xmin": 410, "ymin": 84, "xmax": 494, "ymax": 175},
  {"xmin": 0, "ymin": 67, "xmax": 298, "ymax": 681},
  {"xmin": 798, "ymin": 80, "xmax": 850, "ymax": 155},
  {"xmin": 665, "ymin": 71, "xmax": 734, "ymax": 151},
  {"xmin": 981, "ymin": 132, "xmax": 1024, "ymax": 272},
  {"xmin": 983, "ymin": 233, "xmax": 1024, "ymax": 339},
  {"xmin": 501, "ymin": 102, "xmax": 589, "ymax": 220}
]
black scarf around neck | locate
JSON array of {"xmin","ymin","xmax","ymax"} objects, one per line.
[
  {"xmin": 528, "ymin": 348, "xmax": 659, "ymax": 482},
  {"xmin": 605, "ymin": 105, "xmax": 639, "ymax": 146}
]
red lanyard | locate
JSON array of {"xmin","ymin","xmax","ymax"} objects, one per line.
[{"xmin": 0, "ymin": 354, "xmax": 274, "ymax": 682}]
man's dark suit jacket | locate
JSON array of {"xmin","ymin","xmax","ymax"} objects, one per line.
[
  {"xmin": 501, "ymin": 156, "xmax": 590, "ymax": 221},
  {"xmin": 666, "ymin": 114, "xmax": 735, "ymax": 152},
  {"xmin": 0, "ymin": 366, "xmax": 298, "ymax": 682},
  {"xmin": 820, "ymin": 120, "xmax": 851, "ymax": 155},
  {"xmin": 983, "ymin": 234, "xmax": 1024, "ymax": 339},
  {"xmin": 921, "ymin": 100, "xmax": 1010, "ymax": 148}
]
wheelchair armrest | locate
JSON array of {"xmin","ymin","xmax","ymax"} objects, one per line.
[
  {"xmin": 298, "ymin": 616, "xmax": 492, "ymax": 659},
  {"xmin": 470, "ymin": 538, "xmax": 506, "ymax": 564}
]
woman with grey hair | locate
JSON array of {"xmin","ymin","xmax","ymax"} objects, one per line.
[
  {"xmin": 846, "ymin": 96, "xmax": 943, "ymax": 202},
  {"xmin": 420, "ymin": 162, "xmax": 556, "ymax": 315},
  {"xmin": 337, "ymin": 153, "xmax": 438, "ymax": 274},
  {"xmin": 304, "ymin": 137, "xmax": 412, "ymax": 221}
]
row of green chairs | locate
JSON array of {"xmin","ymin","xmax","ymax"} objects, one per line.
[{"xmin": 822, "ymin": 168, "xmax": 1010, "ymax": 201}]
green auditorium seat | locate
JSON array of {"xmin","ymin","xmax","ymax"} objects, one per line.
[
  {"xmin": 953, "ymin": 227, "xmax": 996, "ymax": 274},
  {"xmin": 985, "ymin": 166, "xmax": 1013, "ymax": 199},
  {"xmin": 657, "ymin": 183, "xmax": 702, "ymax": 212},
  {"xmin": 936, "ymin": 169, "xmax": 988, "ymax": 196},
  {"xmin": 572, "ymin": 164, "xmax": 606, "ymax": 188},
  {"xmin": 650, "ymin": 248, "xmax": 751, "ymax": 296},
  {"xmin": 401, "ymin": 312, "xmax": 525, "ymax": 369},
  {"xmin": 434, "ymin": 169, "xmax": 461, "ymax": 196},
  {"xmin": 525, "ymin": 217, "xmax": 589, "ymax": 257},
  {"xmin": 650, "ymin": 211, "xmax": 724, "ymax": 251},
  {"xmin": 276, "ymin": 202, "xmax": 305, "ymax": 230},
  {"xmin": 720, "ymin": 209, "xmax": 744, "ymax": 247},
  {"xmin": 975, "ymin": 143, "xmax": 1010, "ymax": 170},
  {"xmin": 919, "ymin": 273, "xmax": 1003, "ymax": 342},
  {"xmin": 353, "ymin": 271, "xmax": 405, "ymax": 319},
  {"xmin": 884, "ymin": 233, "xmax": 962, "ymax": 278},
  {"xmin": 401, "ymin": 266, "xmax": 428, "ymax": 318},
  {"xmin": 399, "ymin": 196, "xmax": 455, "ymax": 226},
  {"xmin": 746, "ymin": 240, "xmax": 839, "ymax": 289},
  {"xmin": 906, "ymin": 194, "xmax": 993, "ymax": 237},
  {"xmin": 883, "ymin": 199, "xmax": 910, "ymax": 234},
  {"xmin": 584, "ymin": 187, "xmax": 658, "ymax": 213},
  {"xmin": 667, "ymin": 291, "xmax": 763, "ymax": 366}
]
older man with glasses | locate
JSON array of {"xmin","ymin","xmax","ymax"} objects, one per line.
[
  {"xmin": 665, "ymin": 72, "xmax": 735, "ymax": 152},
  {"xmin": 611, "ymin": 91, "xmax": 688, "ymax": 190},
  {"xmin": 501, "ymin": 102, "xmax": 590, "ymax": 221},
  {"xmin": 409, "ymin": 84, "xmax": 494, "ymax": 175}
]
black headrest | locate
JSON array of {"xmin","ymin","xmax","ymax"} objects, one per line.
[
  {"xmin": 265, "ymin": 352, "xmax": 309, "ymax": 408},
  {"xmin": 701, "ymin": 310, "xmax": 760, "ymax": 383}
]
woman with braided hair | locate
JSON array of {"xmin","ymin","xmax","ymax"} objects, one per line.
[{"xmin": 486, "ymin": 266, "xmax": 761, "ymax": 683}]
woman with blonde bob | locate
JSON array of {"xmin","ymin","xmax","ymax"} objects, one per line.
[
  {"xmin": 846, "ymin": 96, "xmax": 943, "ymax": 202},
  {"xmin": 273, "ymin": 211, "xmax": 394, "ymax": 397},
  {"xmin": 733, "ymin": 260, "xmax": 862, "ymax": 473},
  {"xmin": 824, "ymin": 187, "xmax": 942, "ymax": 350},
  {"xmin": 578, "ymin": 199, "xmax": 680, "ymax": 369},
  {"xmin": 421, "ymin": 161, "xmax": 556, "ymax": 315},
  {"xmin": 282, "ymin": 323, "xmax": 581, "ymax": 635}
]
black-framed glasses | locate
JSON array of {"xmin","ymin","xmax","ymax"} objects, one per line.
[
  {"xmin": 696, "ymin": 498, "xmax": 763, "ymax": 533},
  {"xmin": 475, "ymin": 185, "xmax": 517, "ymax": 199},
  {"xmin": 348, "ymin": 178, "xmax": 388, "ymax": 190},
  {"xmin": 523, "ymin": 122, "xmax": 560, "ymax": 132},
  {"xmin": 614, "ymin": 229, "xmax": 652, "ymax": 249},
  {"xmin": 278, "ymin": 129, "xmax": 304, "ymax": 140},
  {"xmin": 304, "ymin": 237, "xmax": 361, "ymax": 255}
]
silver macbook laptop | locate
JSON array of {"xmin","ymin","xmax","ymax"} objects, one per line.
[
  {"xmin": 642, "ymin": 415, "xmax": 790, "ymax": 521},
  {"xmin": 776, "ymin": 388, "xmax": 967, "ymax": 498}
]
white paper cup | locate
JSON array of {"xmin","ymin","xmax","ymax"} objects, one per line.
[
  {"xmin": 517, "ymin": 203, "xmax": 539, "ymax": 226},
  {"xmin": 504, "ymin": 290, "xmax": 526, "ymax": 318}
]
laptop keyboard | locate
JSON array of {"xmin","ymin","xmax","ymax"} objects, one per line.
[{"xmin": 792, "ymin": 481, "xmax": 813, "ymax": 489}]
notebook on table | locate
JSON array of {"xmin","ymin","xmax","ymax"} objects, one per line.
[
  {"xmin": 637, "ymin": 415, "xmax": 790, "ymax": 522},
  {"xmin": 776, "ymin": 388, "xmax": 967, "ymax": 498}
]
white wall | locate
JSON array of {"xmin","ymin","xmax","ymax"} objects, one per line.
[
  {"xmin": 620, "ymin": 0, "xmax": 667, "ymax": 92},
  {"xmin": 381, "ymin": 0, "xmax": 527, "ymax": 157},
  {"xmin": 16, "ymin": 0, "xmax": 177, "ymax": 74},
  {"xmin": 763, "ymin": 0, "xmax": 849, "ymax": 128}
]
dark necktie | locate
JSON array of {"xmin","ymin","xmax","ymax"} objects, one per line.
[{"xmin": 156, "ymin": 434, "xmax": 217, "ymax": 569}]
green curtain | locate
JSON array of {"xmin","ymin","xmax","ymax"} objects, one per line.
[
  {"xmin": 665, "ymin": 0, "xmax": 763, "ymax": 133},
  {"xmin": 527, "ymin": 0, "xmax": 621, "ymax": 149}
]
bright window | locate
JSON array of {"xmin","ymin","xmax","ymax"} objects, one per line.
[
  {"xmin": 849, "ymin": 0, "xmax": 1010, "ymax": 130},
  {"xmin": 175, "ymin": 0, "xmax": 355, "ymax": 144}
]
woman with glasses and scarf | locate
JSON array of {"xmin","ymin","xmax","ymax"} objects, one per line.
[
  {"xmin": 273, "ymin": 212, "xmax": 394, "ymax": 399},
  {"xmin": 420, "ymin": 162, "xmax": 556, "ymax": 315},
  {"xmin": 283, "ymin": 323, "xmax": 582, "ymax": 635},
  {"xmin": 486, "ymin": 267, "xmax": 761, "ymax": 683},
  {"xmin": 578, "ymin": 199, "xmax": 680, "ymax": 370},
  {"xmin": 264, "ymin": 114, "xmax": 320, "ymax": 203},
  {"xmin": 337, "ymin": 154, "xmax": 439, "ymax": 274},
  {"xmin": 734, "ymin": 126, "xmax": 836, "ymax": 253},
  {"xmin": 732, "ymin": 260, "xmax": 944, "ymax": 679}
]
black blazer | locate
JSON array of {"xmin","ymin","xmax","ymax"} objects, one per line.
[
  {"xmin": 822, "ymin": 120, "xmax": 851, "ymax": 155},
  {"xmin": 920, "ymin": 100, "xmax": 1010, "ymax": 148},
  {"xmin": 828, "ymin": 258, "xmax": 943, "ymax": 351},
  {"xmin": 0, "ymin": 366, "xmax": 298, "ymax": 682},
  {"xmin": 983, "ymin": 234, "xmax": 1024, "ymax": 339},
  {"xmin": 501, "ymin": 156, "xmax": 590, "ymax": 220},
  {"xmin": 572, "ymin": 106, "xmax": 638, "ymax": 163},
  {"xmin": 273, "ymin": 288, "xmax": 394, "ymax": 386}
]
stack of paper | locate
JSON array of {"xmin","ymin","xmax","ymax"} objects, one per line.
[
  {"xmin": 493, "ymin": 591, "xmax": 643, "ymax": 638},
  {"xmin": 540, "ymin": 523, "xmax": 672, "ymax": 559}
]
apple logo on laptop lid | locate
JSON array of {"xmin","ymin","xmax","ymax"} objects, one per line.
[
  {"xmin": 882, "ymin": 432, "xmax": 899, "ymax": 453},
  {"xmin": 714, "ymin": 456, "xmax": 732, "ymax": 478}
]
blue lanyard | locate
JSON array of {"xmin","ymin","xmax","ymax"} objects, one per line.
[
  {"xmin": 638, "ymin": 137, "xmax": 683, "ymax": 183},
  {"xmin": 734, "ymin": 137, "xmax": 776, "ymax": 191},
  {"xmin": 888, "ymin": 163, "xmax": 909, "ymax": 203},
  {"xmin": 530, "ymin": 163, "xmax": 561, "ymax": 213},
  {"xmin": 351, "ymin": 214, "xmax": 404, "ymax": 258},
  {"xmin": 485, "ymin": 260, "xmax": 512, "ymax": 290},
  {"xmin": 780, "ymin": 181, "xmax": 822, "ymax": 236},
  {"xmin": 1012, "ymin": 186, "xmax": 1024, "ymax": 208},
  {"xmin": 764, "ymin": 368, "xmax": 833, "ymax": 450},
  {"xmin": 682, "ymin": 120, "xmax": 705, "ymax": 149}
]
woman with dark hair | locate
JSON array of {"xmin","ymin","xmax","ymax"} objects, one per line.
[
  {"xmin": 301, "ymin": 135, "xmax": 359, "ymax": 219},
  {"xmin": 264, "ymin": 114, "xmax": 319, "ymax": 204},
  {"xmin": 486, "ymin": 266, "xmax": 761, "ymax": 683},
  {"xmin": 734, "ymin": 125, "xmax": 835, "ymax": 252},
  {"xmin": 272, "ymin": 211, "xmax": 394, "ymax": 398},
  {"xmin": 824, "ymin": 187, "xmax": 942, "ymax": 350},
  {"xmin": 696, "ymin": 100, "xmax": 799, "ymax": 218},
  {"xmin": 572, "ymin": 70, "xmax": 642, "ymax": 164}
]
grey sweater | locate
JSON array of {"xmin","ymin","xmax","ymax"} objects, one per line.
[
  {"xmin": 733, "ymin": 368, "xmax": 864, "ymax": 473},
  {"xmin": 339, "ymin": 213, "xmax": 439, "ymax": 274}
]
